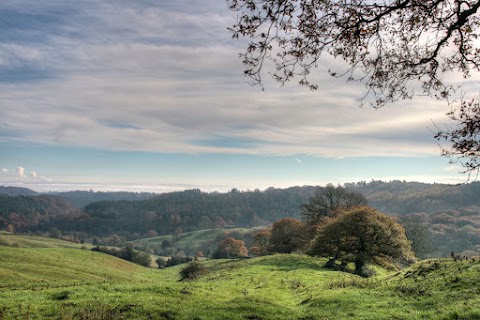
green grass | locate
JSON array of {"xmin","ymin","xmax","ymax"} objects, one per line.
[
  {"xmin": 1, "ymin": 234, "xmax": 480, "ymax": 319},
  {"xmin": 0, "ymin": 233, "xmax": 89, "ymax": 249},
  {"xmin": 135, "ymin": 227, "xmax": 258, "ymax": 255}
]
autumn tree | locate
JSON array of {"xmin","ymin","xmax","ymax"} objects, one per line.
[
  {"xmin": 301, "ymin": 185, "xmax": 367, "ymax": 225},
  {"xmin": 228, "ymin": 0, "xmax": 480, "ymax": 175},
  {"xmin": 309, "ymin": 206, "xmax": 414, "ymax": 276},
  {"xmin": 270, "ymin": 218, "xmax": 309, "ymax": 253},
  {"xmin": 213, "ymin": 237, "xmax": 249, "ymax": 258},
  {"xmin": 249, "ymin": 228, "xmax": 272, "ymax": 256}
]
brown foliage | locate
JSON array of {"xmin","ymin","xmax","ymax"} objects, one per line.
[
  {"xmin": 270, "ymin": 218, "xmax": 309, "ymax": 253},
  {"xmin": 213, "ymin": 237, "xmax": 248, "ymax": 258}
]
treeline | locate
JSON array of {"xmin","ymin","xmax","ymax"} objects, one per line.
[
  {"xmin": 0, "ymin": 194, "xmax": 80, "ymax": 232},
  {"xmin": 351, "ymin": 180, "xmax": 480, "ymax": 214},
  {"xmin": 82, "ymin": 187, "xmax": 316, "ymax": 236},
  {"xmin": 0, "ymin": 181, "xmax": 479, "ymax": 257},
  {"xmin": 52, "ymin": 190, "xmax": 157, "ymax": 208}
]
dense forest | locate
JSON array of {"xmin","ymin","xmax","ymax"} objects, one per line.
[
  {"xmin": 0, "ymin": 181, "xmax": 479, "ymax": 257},
  {"xmin": 51, "ymin": 190, "xmax": 157, "ymax": 208}
]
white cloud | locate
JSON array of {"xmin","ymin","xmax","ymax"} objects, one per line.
[
  {"xmin": 0, "ymin": 166, "xmax": 51, "ymax": 184},
  {"xmin": 0, "ymin": 0, "xmax": 478, "ymax": 172},
  {"xmin": 15, "ymin": 167, "xmax": 25, "ymax": 178}
]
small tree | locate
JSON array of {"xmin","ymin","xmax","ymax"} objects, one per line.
[
  {"xmin": 162, "ymin": 239, "xmax": 173, "ymax": 256},
  {"xmin": 6, "ymin": 224, "xmax": 15, "ymax": 234},
  {"xmin": 309, "ymin": 206, "xmax": 414, "ymax": 276},
  {"xmin": 213, "ymin": 237, "xmax": 248, "ymax": 258},
  {"xmin": 156, "ymin": 257, "xmax": 168, "ymax": 269},
  {"xmin": 146, "ymin": 229, "xmax": 158, "ymax": 238},
  {"xmin": 301, "ymin": 185, "xmax": 367, "ymax": 225},
  {"xmin": 270, "ymin": 218, "xmax": 309, "ymax": 253},
  {"xmin": 132, "ymin": 251, "xmax": 152, "ymax": 267}
]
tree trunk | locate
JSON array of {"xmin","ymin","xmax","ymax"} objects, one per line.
[
  {"xmin": 354, "ymin": 259, "xmax": 365, "ymax": 276},
  {"xmin": 325, "ymin": 258, "xmax": 336, "ymax": 268}
]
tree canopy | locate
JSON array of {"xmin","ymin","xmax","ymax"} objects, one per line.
[
  {"xmin": 213, "ymin": 237, "xmax": 249, "ymax": 258},
  {"xmin": 228, "ymin": 0, "xmax": 480, "ymax": 105},
  {"xmin": 228, "ymin": 0, "xmax": 480, "ymax": 176},
  {"xmin": 309, "ymin": 206, "xmax": 414, "ymax": 275},
  {"xmin": 301, "ymin": 185, "xmax": 367, "ymax": 224},
  {"xmin": 270, "ymin": 218, "xmax": 308, "ymax": 253}
]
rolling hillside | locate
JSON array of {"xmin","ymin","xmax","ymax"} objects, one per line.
[{"xmin": 1, "ymin": 234, "xmax": 480, "ymax": 319}]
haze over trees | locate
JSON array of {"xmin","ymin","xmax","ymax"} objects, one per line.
[{"xmin": 227, "ymin": 0, "xmax": 480, "ymax": 176}]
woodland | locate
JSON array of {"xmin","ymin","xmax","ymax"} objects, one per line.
[{"xmin": 1, "ymin": 180, "xmax": 479, "ymax": 259}]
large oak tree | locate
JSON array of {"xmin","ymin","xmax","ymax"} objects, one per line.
[{"xmin": 309, "ymin": 206, "xmax": 414, "ymax": 276}]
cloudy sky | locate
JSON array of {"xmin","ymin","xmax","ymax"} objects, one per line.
[{"xmin": 0, "ymin": 0, "xmax": 475, "ymax": 193}]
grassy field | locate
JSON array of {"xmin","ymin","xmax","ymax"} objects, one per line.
[
  {"xmin": 1, "ymin": 234, "xmax": 480, "ymax": 319},
  {"xmin": 0, "ymin": 233, "xmax": 90, "ymax": 249},
  {"xmin": 135, "ymin": 227, "xmax": 259, "ymax": 255}
]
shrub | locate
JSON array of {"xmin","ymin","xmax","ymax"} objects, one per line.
[
  {"xmin": 179, "ymin": 262, "xmax": 209, "ymax": 281},
  {"xmin": 156, "ymin": 257, "xmax": 168, "ymax": 268}
]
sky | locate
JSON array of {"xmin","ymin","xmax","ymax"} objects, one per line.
[{"xmin": 0, "ymin": 0, "xmax": 477, "ymax": 193}]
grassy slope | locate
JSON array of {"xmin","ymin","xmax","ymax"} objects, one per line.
[
  {"xmin": 0, "ymin": 233, "xmax": 89, "ymax": 249},
  {"xmin": 1, "ymin": 234, "xmax": 480, "ymax": 320}
]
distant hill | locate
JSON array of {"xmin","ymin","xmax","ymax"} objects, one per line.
[
  {"xmin": 0, "ymin": 194, "xmax": 80, "ymax": 232},
  {"xmin": 82, "ymin": 186, "xmax": 317, "ymax": 236},
  {"xmin": 54, "ymin": 190, "xmax": 158, "ymax": 208},
  {"xmin": 1, "ymin": 181, "xmax": 479, "ymax": 257},
  {"xmin": 352, "ymin": 180, "xmax": 480, "ymax": 214},
  {"xmin": 0, "ymin": 186, "xmax": 38, "ymax": 196}
]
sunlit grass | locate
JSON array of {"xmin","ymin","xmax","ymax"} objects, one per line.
[
  {"xmin": 0, "ymin": 233, "xmax": 89, "ymax": 249},
  {"xmin": 1, "ymin": 234, "xmax": 480, "ymax": 319}
]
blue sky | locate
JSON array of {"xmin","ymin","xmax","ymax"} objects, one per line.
[{"xmin": 0, "ymin": 0, "xmax": 474, "ymax": 192}]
